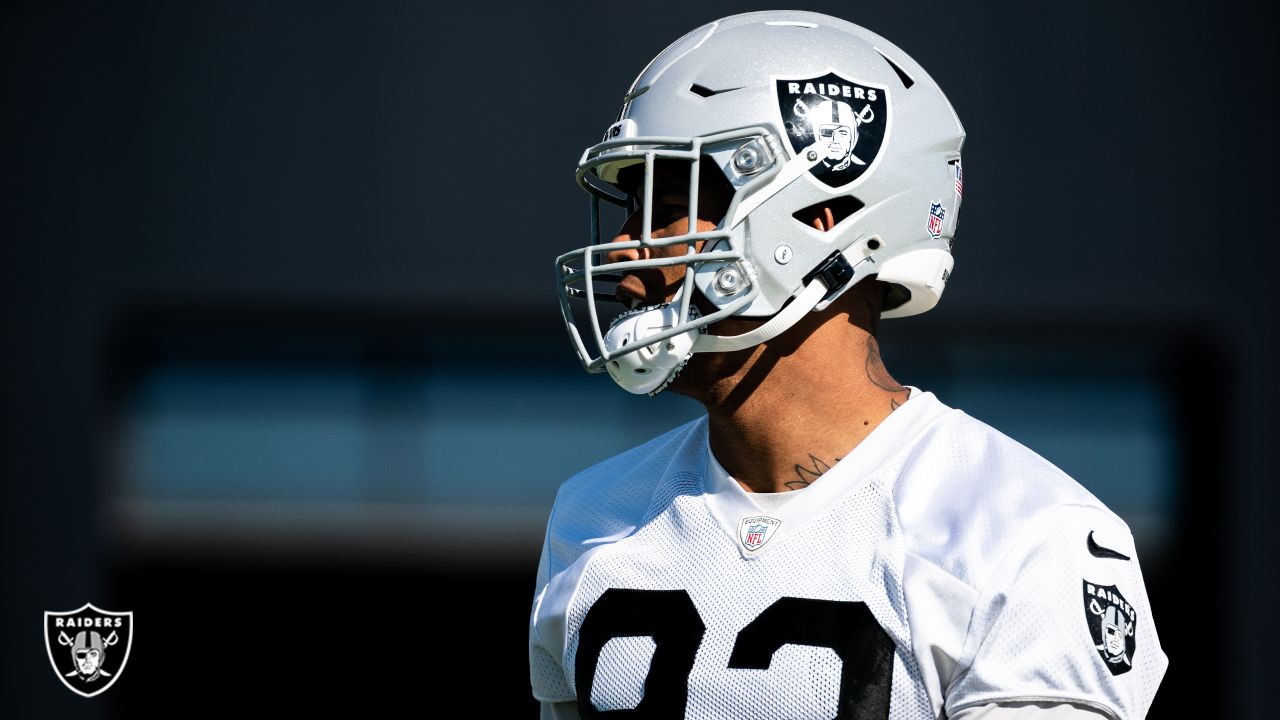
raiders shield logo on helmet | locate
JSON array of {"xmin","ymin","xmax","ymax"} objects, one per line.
[
  {"xmin": 1083, "ymin": 581, "xmax": 1136, "ymax": 676},
  {"xmin": 45, "ymin": 603, "xmax": 134, "ymax": 697},
  {"xmin": 775, "ymin": 70, "xmax": 889, "ymax": 189}
]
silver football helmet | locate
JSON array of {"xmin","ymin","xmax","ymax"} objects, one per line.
[{"xmin": 556, "ymin": 10, "xmax": 965, "ymax": 394}]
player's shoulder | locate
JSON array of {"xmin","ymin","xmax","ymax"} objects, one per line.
[
  {"xmin": 888, "ymin": 397, "xmax": 1130, "ymax": 590},
  {"xmin": 555, "ymin": 412, "xmax": 706, "ymax": 507},
  {"xmin": 543, "ymin": 415, "xmax": 708, "ymax": 574}
]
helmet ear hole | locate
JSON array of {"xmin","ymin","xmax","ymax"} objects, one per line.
[{"xmin": 791, "ymin": 196, "xmax": 864, "ymax": 231}]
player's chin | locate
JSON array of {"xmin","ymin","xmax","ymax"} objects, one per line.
[
  {"xmin": 663, "ymin": 359, "xmax": 715, "ymax": 401},
  {"xmin": 668, "ymin": 343, "xmax": 768, "ymax": 402}
]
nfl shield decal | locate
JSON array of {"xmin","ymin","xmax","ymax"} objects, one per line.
[
  {"xmin": 738, "ymin": 515, "xmax": 782, "ymax": 553},
  {"xmin": 45, "ymin": 603, "xmax": 133, "ymax": 697},
  {"xmin": 1083, "ymin": 581, "xmax": 1136, "ymax": 676},
  {"xmin": 927, "ymin": 201, "xmax": 946, "ymax": 239},
  {"xmin": 775, "ymin": 70, "xmax": 889, "ymax": 189}
]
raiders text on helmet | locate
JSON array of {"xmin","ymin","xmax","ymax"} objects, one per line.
[{"xmin": 555, "ymin": 11, "xmax": 965, "ymax": 394}]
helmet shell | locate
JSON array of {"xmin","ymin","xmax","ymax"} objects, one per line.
[{"xmin": 602, "ymin": 11, "xmax": 965, "ymax": 318}]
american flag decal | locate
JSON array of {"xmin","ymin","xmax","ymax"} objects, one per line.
[{"xmin": 954, "ymin": 161, "xmax": 964, "ymax": 198}]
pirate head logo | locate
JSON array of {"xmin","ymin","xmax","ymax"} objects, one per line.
[
  {"xmin": 1082, "ymin": 581, "xmax": 1136, "ymax": 676},
  {"xmin": 738, "ymin": 515, "xmax": 781, "ymax": 553},
  {"xmin": 66, "ymin": 630, "xmax": 114, "ymax": 681},
  {"xmin": 775, "ymin": 71, "xmax": 889, "ymax": 189},
  {"xmin": 45, "ymin": 603, "xmax": 133, "ymax": 697}
]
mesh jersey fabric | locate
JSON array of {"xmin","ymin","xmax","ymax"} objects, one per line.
[
  {"xmin": 535, "ymin": 699, "xmax": 1111, "ymax": 720},
  {"xmin": 529, "ymin": 391, "xmax": 1167, "ymax": 719}
]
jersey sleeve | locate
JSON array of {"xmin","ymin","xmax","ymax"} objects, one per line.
[
  {"xmin": 949, "ymin": 701, "xmax": 1112, "ymax": 719},
  {"xmin": 530, "ymin": 512, "xmax": 578, "ymax": 705},
  {"xmin": 946, "ymin": 504, "xmax": 1168, "ymax": 720}
]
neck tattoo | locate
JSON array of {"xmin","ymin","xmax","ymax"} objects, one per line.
[
  {"xmin": 785, "ymin": 453, "xmax": 842, "ymax": 490},
  {"xmin": 865, "ymin": 337, "xmax": 910, "ymax": 411}
]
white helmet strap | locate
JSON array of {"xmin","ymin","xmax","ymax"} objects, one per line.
[{"xmin": 694, "ymin": 248, "xmax": 867, "ymax": 353}]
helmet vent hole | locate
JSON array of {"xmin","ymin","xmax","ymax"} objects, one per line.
[
  {"xmin": 791, "ymin": 196, "xmax": 865, "ymax": 232},
  {"xmin": 867, "ymin": 239, "xmax": 881, "ymax": 250},
  {"xmin": 689, "ymin": 83, "xmax": 742, "ymax": 98},
  {"xmin": 875, "ymin": 50, "xmax": 914, "ymax": 89}
]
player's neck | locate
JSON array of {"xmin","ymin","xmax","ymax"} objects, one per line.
[{"xmin": 695, "ymin": 311, "xmax": 909, "ymax": 494}]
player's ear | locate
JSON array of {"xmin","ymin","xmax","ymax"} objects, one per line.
[
  {"xmin": 813, "ymin": 206, "xmax": 836, "ymax": 232},
  {"xmin": 792, "ymin": 197, "xmax": 866, "ymax": 233},
  {"xmin": 795, "ymin": 204, "xmax": 838, "ymax": 232}
]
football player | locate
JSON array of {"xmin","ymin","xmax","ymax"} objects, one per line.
[{"xmin": 532, "ymin": 11, "xmax": 1167, "ymax": 719}]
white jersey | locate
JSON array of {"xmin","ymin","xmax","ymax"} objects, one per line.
[{"xmin": 529, "ymin": 391, "xmax": 1167, "ymax": 719}]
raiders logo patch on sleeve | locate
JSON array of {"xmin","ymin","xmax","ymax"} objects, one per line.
[{"xmin": 1083, "ymin": 580, "xmax": 1137, "ymax": 676}]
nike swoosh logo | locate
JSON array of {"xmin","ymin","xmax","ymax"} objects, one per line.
[{"xmin": 1087, "ymin": 531, "xmax": 1131, "ymax": 561}]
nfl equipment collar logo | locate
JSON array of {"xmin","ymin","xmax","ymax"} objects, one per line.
[
  {"xmin": 775, "ymin": 70, "xmax": 890, "ymax": 189},
  {"xmin": 44, "ymin": 603, "xmax": 134, "ymax": 697},
  {"xmin": 738, "ymin": 515, "xmax": 782, "ymax": 553}
]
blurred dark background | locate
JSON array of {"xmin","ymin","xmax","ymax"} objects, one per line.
[{"xmin": 3, "ymin": 0, "xmax": 1276, "ymax": 717}]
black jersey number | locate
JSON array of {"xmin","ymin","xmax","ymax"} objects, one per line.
[{"xmin": 576, "ymin": 589, "xmax": 894, "ymax": 719}]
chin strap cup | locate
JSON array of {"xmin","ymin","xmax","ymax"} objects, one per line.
[{"xmin": 603, "ymin": 300, "xmax": 701, "ymax": 395}]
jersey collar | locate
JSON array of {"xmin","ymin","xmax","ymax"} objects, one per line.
[{"xmin": 700, "ymin": 387, "xmax": 952, "ymax": 559}]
